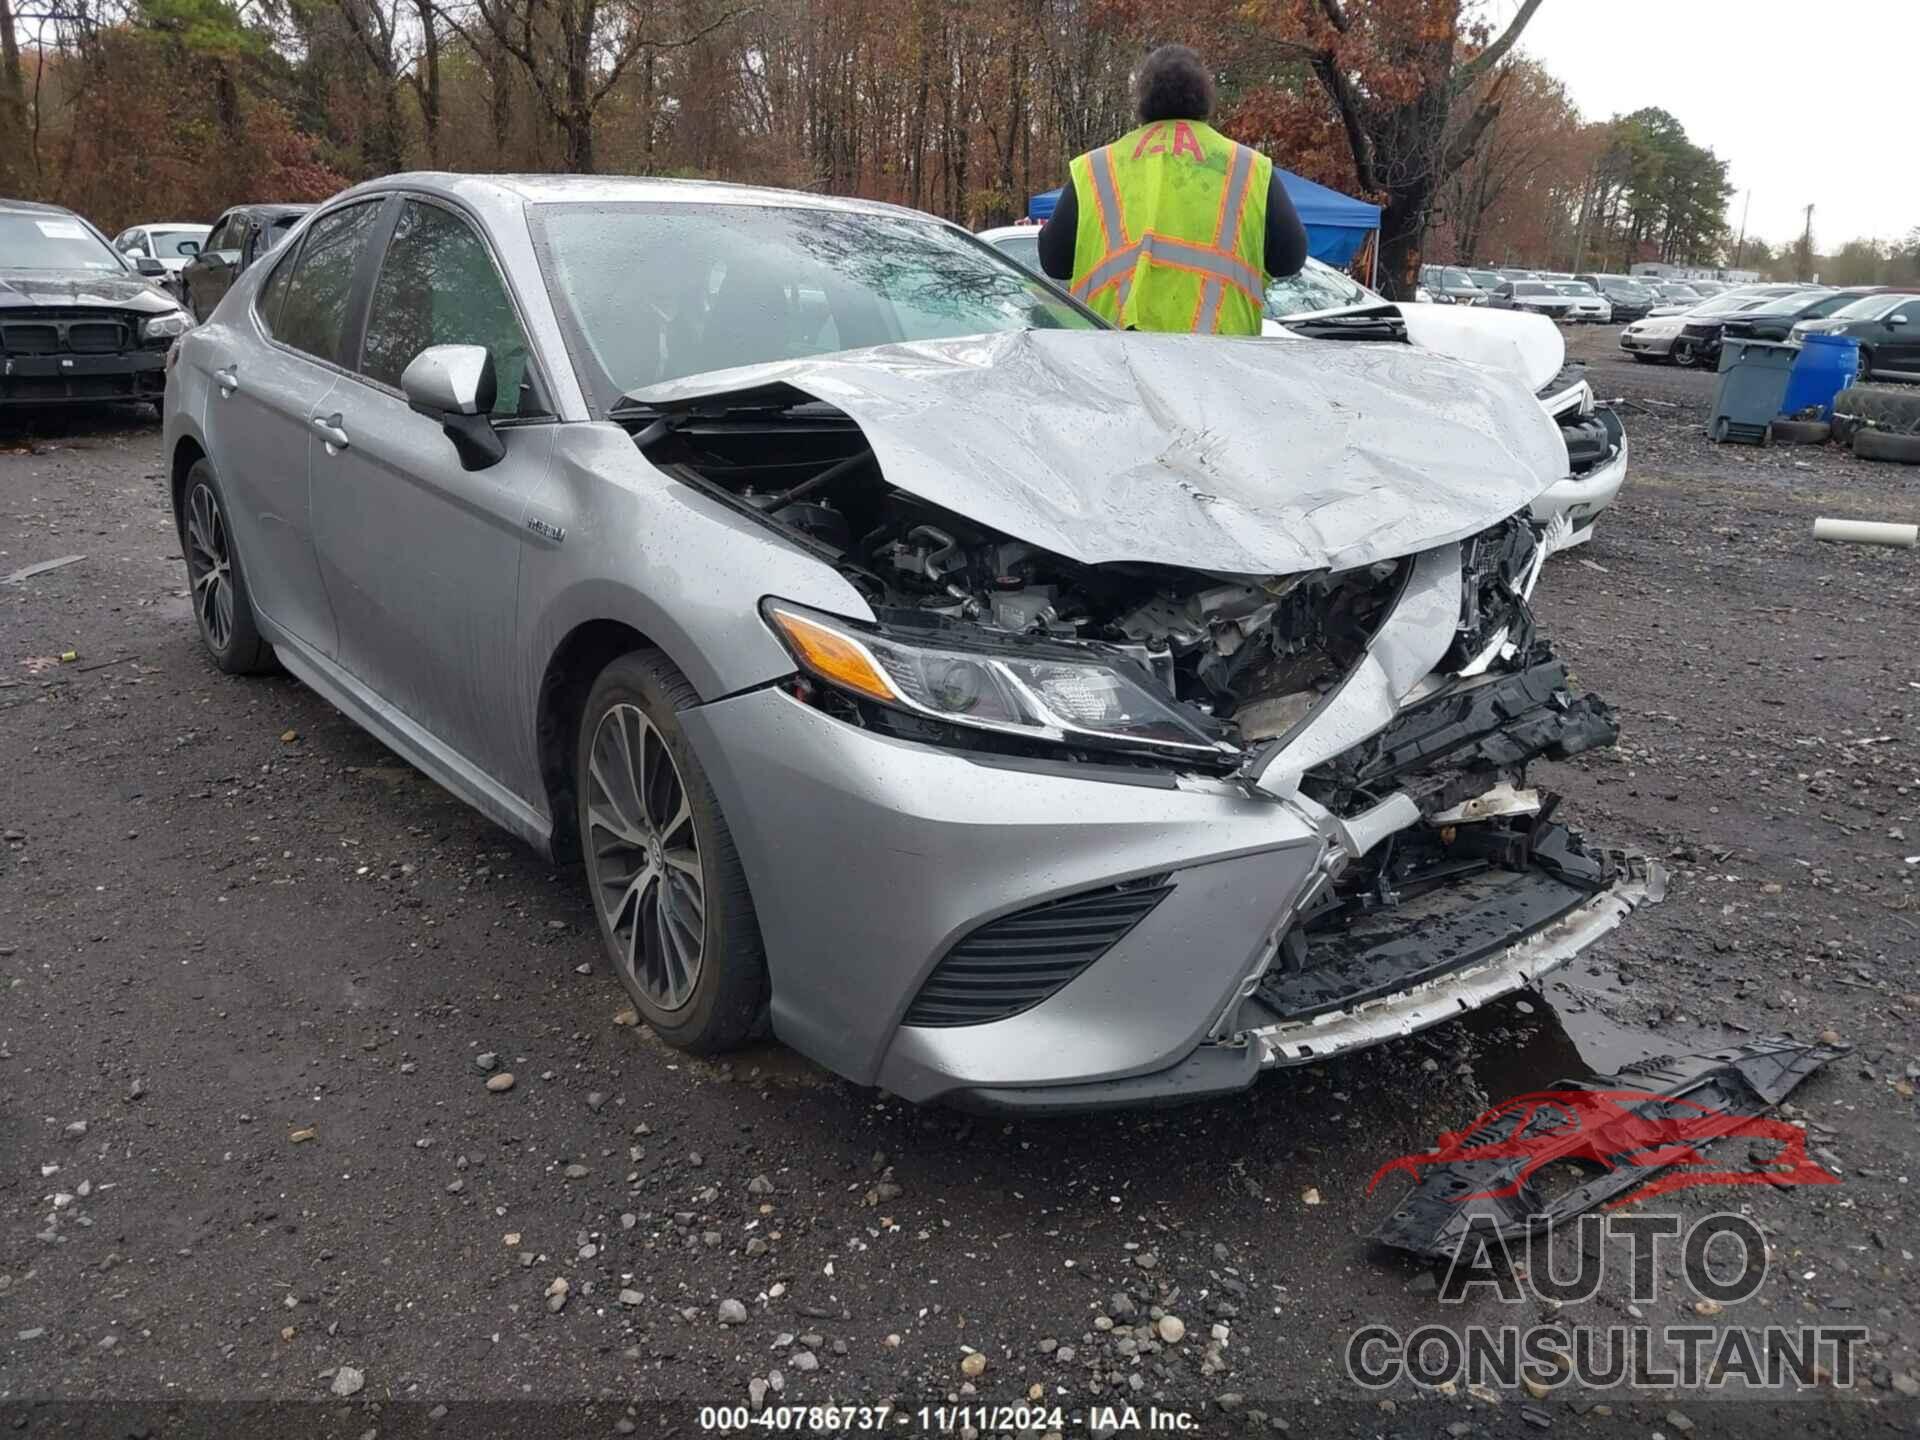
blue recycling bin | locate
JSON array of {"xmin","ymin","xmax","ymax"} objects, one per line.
[{"xmin": 1781, "ymin": 333, "xmax": 1861, "ymax": 420}]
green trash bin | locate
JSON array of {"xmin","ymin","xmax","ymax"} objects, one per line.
[{"xmin": 1708, "ymin": 337, "xmax": 1797, "ymax": 445}]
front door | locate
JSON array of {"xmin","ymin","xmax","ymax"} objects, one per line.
[
  {"xmin": 183, "ymin": 213, "xmax": 241, "ymax": 323},
  {"xmin": 197, "ymin": 202, "xmax": 385, "ymax": 659},
  {"xmin": 1880, "ymin": 298, "xmax": 1920, "ymax": 375},
  {"xmin": 309, "ymin": 196, "xmax": 552, "ymax": 787}
]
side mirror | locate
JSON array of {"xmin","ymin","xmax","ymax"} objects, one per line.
[
  {"xmin": 1889, "ymin": 314, "xmax": 1909, "ymax": 327},
  {"xmin": 133, "ymin": 256, "xmax": 167, "ymax": 277},
  {"xmin": 402, "ymin": 344, "xmax": 505, "ymax": 471}
]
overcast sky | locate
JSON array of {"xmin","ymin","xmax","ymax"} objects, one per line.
[{"xmin": 1506, "ymin": 0, "xmax": 1914, "ymax": 250}]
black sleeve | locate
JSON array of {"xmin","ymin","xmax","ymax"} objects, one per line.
[
  {"xmin": 1263, "ymin": 172, "xmax": 1308, "ymax": 279},
  {"xmin": 1037, "ymin": 184, "xmax": 1078, "ymax": 280}
]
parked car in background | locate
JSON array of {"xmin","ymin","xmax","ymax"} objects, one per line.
[
  {"xmin": 1646, "ymin": 282, "xmax": 1708, "ymax": 316},
  {"xmin": 1488, "ymin": 277, "xmax": 1578, "ymax": 320},
  {"xmin": 1687, "ymin": 280, "xmax": 1730, "ymax": 296},
  {"xmin": 1576, "ymin": 274, "xmax": 1655, "ymax": 323},
  {"xmin": 164, "ymin": 173, "xmax": 1658, "ymax": 1109},
  {"xmin": 976, "ymin": 223, "xmax": 1044, "ymax": 276},
  {"xmin": 1419, "ymin": 265, "xmax": 1488, "ymax": 305},
  {"xmin": 1618, "ymin": 286, "xmax": 1806, "ymax": 367},
  {"xmin": 1466, "ymin": 267, "xmax": 1504, "ymax": 292},
  {"xmin": 112, "ymin": 223, "xmax": 211, "ymax": 291},
  {"xmin": 1, "ymin": 197, "xmax": 192, "ymax": 408},
  {"xmin": 1791, "ymin": 291, "xmax": 1920, "ymax": 382},
  {"xmin": 179, "ymin": 204, "xmax": 313, "ymax": 322},
  {"xmin": 1495, "ymin": 267, "xmax": 1539, "ymax": 282},
  {"xmin": 1721, "ymin": 287, "xmax": 1875, "ymax": 343},
  {"xmin": 1549, "ymin": 280, "xmax": 1611, "ymax": 323}
]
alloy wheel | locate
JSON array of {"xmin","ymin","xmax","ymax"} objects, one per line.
[
  {"xmin": 585, "ymin": 703, "xmax": 706, "ymax": 1012},
  {"xmin": 184, "ymin": 482, "xmax": 235, "ymax": 652}
]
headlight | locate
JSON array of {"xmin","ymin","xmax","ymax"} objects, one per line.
[
  {"xmin": 142, "ymin": 311, "xmax": 191, "ymax": 341},
  {"xmin": 764, "ymin": 601, "xmax": 1234, "ymax": 759}
]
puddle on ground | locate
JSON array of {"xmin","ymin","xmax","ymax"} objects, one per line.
[{"xmin": 1460, "ymin": 962, "xmax": 1715, "ymax": 1103}]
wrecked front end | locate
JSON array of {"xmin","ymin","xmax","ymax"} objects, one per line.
[{"xmin": 655, "ymin": 333, "xmax": 1663, "ymax": 1110}]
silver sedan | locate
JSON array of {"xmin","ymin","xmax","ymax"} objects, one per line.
[{"xmin": 161, "ymin": 174, "xmax": 1660, "ymax": 1110}]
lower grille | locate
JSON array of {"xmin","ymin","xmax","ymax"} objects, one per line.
[{"xmin": 902, "ymin": 877, "xmax": 1173, "ymax": 1028}]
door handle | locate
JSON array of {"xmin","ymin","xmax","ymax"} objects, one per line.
[
  {"xmin": 213, "ymin": 365, "xmax": 238, "ymax": 396},
  {"xmin": 311, "ymin": 413, "xmax": 351, "ymax": 450}
]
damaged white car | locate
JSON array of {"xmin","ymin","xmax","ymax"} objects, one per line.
[{"xmin": 163, "ymin": 176, "xmax": 1662, "ymax": 1111}]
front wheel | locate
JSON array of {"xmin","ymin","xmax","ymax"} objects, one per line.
[
  {"xmin": 1856, "ymin": 349, "xmax": 1874, "ymax": 383},
  {"xmin": 1673, "ymin": 342, "xmax": 1699, "ymax": 368},
  {"xmin": 577, "ymin": 650, "xmax": 767, "ymax": 1052}
]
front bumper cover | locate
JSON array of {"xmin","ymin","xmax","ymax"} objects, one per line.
[{"xmin": 1, "ymin": 349, "xmax": 167, "ymax": 405}]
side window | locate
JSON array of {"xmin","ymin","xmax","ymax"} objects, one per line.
[
  {"xmin": 275, "ymin": 203, "xmax": 381, "ymax": 364},
  {"xmin": 256, "ymin": 248, "xmax": 297, "ymax": 337},
  {"xmin": 204, "ymin": 216, "xmax": 234, "ymax": 255},
  {"xmin": 359, "ymin": 201, "xmax": 534, "ymax": 418},
  {"xmin": 1892, "ymin": 301, "xmax": 1920, "ymax": 325}
]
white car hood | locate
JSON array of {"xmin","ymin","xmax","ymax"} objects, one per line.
[
  {"xmin": 1265, "ymin": 304, "xmax": 1565, "ymax": 393},
  {"xmin": 633, "ymin": 329, "xmax": 1568, "ymax": 576}
]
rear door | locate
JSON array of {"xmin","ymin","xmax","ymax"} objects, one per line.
[
  {"xmin": 200, "ymin": 201, "xmax": 386, "ymax": 659},
  {"xmin": 308, "ymin": 195, "xmax": 554, "ymax": 785}
]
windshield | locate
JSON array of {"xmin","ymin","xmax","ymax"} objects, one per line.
[
  {"xmin": 1264, "ymin": 256, "xmax": 1375, "ymax": 318},
  {"xmin": 1656, "ymin": 284, "xmax": 1700, "ymax": 297},
  {"xmin": 1828, "ymin": 292, "xmax": 1912, "ymax": 322},
  {"xmin": 1603, "ymin": 279, "xmax": 1653, "ymax": 298},
  {"xmin": 1552, "ymin": 282, "xmax": 1595, "ymax": 295},
  {"xmin": 1514, "ymin": 282, "xmax": 1553, "ymax": 295},
  {"xmin": 1467, "ymin": 269, "xmax": 1500, "ymax": 288},
  {"xmin": 1746, "ymin": 289, "xmax": 1833, "ymax": 316},
  {"xmin": 150, "ymin": 228, "xmax": 208, "ymax": 258},
  {"xmin": 0, "ymin": 211, "xmax": 124, "ymax": 272},
  {"xmin": 1689, "ymin": 293, "xmax": 1767, "ymax": 316},
  {"xmin": 1438, "ymin": 267, "xmax": 1476, "ymax": 288},
  {"xmin": 533, "ymin": 202, "xmax": 1100, "ymax": 405}
]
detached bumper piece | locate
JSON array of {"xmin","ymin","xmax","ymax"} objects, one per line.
[{"xmin": 1372, "ymin": 1039, "xmax": 1850, "ymax": 1261}]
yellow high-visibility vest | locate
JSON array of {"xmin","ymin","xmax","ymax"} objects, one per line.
[{"xmin": 1068, "ymin": 120, "xmax": 1272, "ymax": 335}]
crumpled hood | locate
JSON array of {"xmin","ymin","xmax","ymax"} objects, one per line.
[
  {"xmin": 633, "ymin": 330, "xmax": 1569, "ymax": 575},
  {"xmin": 0, "ymin": 268, "xmax": 178, "ymax": 313}
]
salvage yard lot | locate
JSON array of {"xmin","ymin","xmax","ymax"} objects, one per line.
[{"xmin": 3, "ymin": 331, "xmax": 1919, "ymax": 1435}]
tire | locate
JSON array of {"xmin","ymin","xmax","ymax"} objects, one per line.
[
  {"xmin": 1834, "ymin": 384, "xmax": 1920, "ymax": 431},
  {"xmin": 1709, "ymin": 416, "xmax": 1730, "ymax": 444},
  {"xmin": 1853, "ymin": 428, "xmax": 1920, "ymax": 465},
  {"xmin": 1857, "ymin": 348, "xmax": 1873, "ymax": 383},
  {"xmin": 576, "ymin": 650, "xmax": 767, "ymax": 1053},
  {"xmin": 1673, "ymin": 342, "xmax": 1698, "ymax": 368},
  {"xmin": 1831, "ymin": 414, "xmax": 1859, "ymax": 445},
  {"xmin": 1770, "ymin": 419, "xmax": 1831, "ymax": 445},
  {"xmin": 179, "ymin": 459, "xmax": 274, "ymax": 675}
]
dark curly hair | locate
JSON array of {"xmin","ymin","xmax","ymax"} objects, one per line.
[{"xmin": 1134, "ymin": 45, "xmax": 1214, "ymax": 124}]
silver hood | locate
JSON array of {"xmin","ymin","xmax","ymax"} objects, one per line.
[{"xmin": 633, "ymin": 330, "xmax": 1568, "ymax": 575}]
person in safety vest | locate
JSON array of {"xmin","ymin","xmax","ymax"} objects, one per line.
[{"xmin": 1038, "ymin": 44, "xmax": 1307, "ymax": 334}]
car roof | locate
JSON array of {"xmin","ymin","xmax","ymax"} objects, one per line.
[
  {"xmin": 0, "ymin": 198, "xmax": 81, "ymax": 218},
  {"xmin": 141, "ymin": 222, "xmax": 211, "ymax": 231},
  {"xmin": 977, "ymin": 225, "xmax": 1041, "ymax": 242},
  {"xmin": 335, "ymin": 173, "xmax": 950, "ymax": 231}
]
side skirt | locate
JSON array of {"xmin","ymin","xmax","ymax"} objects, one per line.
[{"xmin": 258, "ymin": 616, "xmax": 555, "ymax": 858}]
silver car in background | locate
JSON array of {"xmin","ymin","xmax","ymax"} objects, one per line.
[{"xmin": 163, "ymin": 174, "xmax": 1660, "ymax": 1111}]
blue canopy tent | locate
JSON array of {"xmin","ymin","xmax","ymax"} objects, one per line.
[{"xmin": 1028, "ymin": 167, "xmax": 1380, "ymax": 274}]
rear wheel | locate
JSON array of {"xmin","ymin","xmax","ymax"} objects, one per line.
[
  {"xmin": 577, "ymin": 650, "xmax": 766, "ymax": 1052},
  {"xmin": 1856, "ymin": 348, "xmax": 1874, "ymax": 383},
  {"xmin": 180, "ymin": 460, "xmax": 273, "ymax": 675}
]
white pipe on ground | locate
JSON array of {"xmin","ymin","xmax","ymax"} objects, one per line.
[{"xmin": 1813, "ymin": 518, "xmax": 1919, "ymax": 548}]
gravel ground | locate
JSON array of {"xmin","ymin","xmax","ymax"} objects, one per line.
[{"xmin": 3, "ymin": 332, "xmax": 1919, "ymax": 1438}]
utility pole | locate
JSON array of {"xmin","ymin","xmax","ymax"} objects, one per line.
[
  {"xmin": 1800, "ymin": 203, "xmax": 1815, "ymax": 282},
  {"xmin": 1733, "ymin": 189, "xmax": 1750, "ymax": 270}
]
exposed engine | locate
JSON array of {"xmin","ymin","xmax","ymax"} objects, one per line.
[{"xmin": 643, "ymin": 408, "xmax": 1561, "ymax": 777}]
